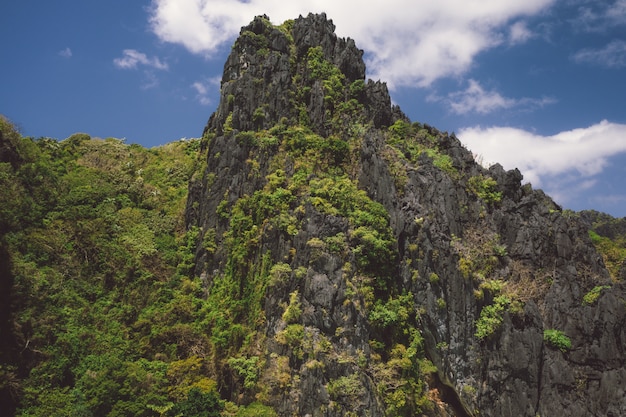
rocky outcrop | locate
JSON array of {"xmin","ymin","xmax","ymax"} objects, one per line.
[
  {"xmin": 187, "ymin": 13, "xmax": 626, "ymax": 417},
  {"xmin": 205, "ymin": 14, "xmax": 399, "ymax": 139}
]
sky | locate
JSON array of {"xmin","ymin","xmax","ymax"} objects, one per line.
[{"xmin": 1, "ymin": 0, "xmax": 625, "ymax": 217}]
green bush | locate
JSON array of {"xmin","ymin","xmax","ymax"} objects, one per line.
[
  {"xmin": 269, "ymin": 262, "xmax": 292, "ymax": 286},
  {"xmin": 369, "ymin": 294, "xmax": 412, "ymax": 330},
  {"xmin": 424, "ymin": 148, "xmax": 456, "ymax": 176},
  {"xmin": 588, "ymin": 230, "xmax": 626, "ymax": 280},
  {"xmin": 582, "ymin": 285, "xmax": 611, "ymax": 305},
  {"xmin": 326, "ymin": 374, "xmax": 364, "ymax": 400},
  {"xmin": 388, "ymin": 120, "xmax": 412, "ymax": 139},
  {"xmin": 468, "ymin": 175, "xmax": 502, "ymax": 204},
  {"xmin": 543, "ymin": 329, "xmax": 571, "ymax": 352},
  {"xmin": 169, "ymin": 387, "xmax": 223, "ymax": 417},
  {"xmin": 282, "ymin": 290, "xmax": 302, "ymax": 324},
  {"xmin": 475, "ymin": 295, "xmax": 510, "ymax": 341},
  {"xmin": 227, "ymin": 356, "xmax": 260, "ymax": 389},
  {"xmin": 236, "ymin": 402, "xmax": 277, "ymax": 417}
]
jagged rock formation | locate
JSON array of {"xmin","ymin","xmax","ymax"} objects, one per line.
[
  {"xmin": 186, "ymin": 13, "xmax": 626, "ymax": 417},
  {"xmin": 205, "ymin": 13, "xmax": 400, "ymax": 139}
]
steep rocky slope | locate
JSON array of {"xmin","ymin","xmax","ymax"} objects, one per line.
[
  {"xmin": 579, "ymin": 210, "xmax": 626, "ymax": 280},
  {"xmin": 186, "ymin": 13, "xmax": 626, "ymax": 417}
]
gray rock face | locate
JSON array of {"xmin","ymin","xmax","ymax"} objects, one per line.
[
  {"xmin": 187, "ymin": 13, "xmax": 626, "ymax": 417},
  {"xmin": 205, "ymin": 14, "xmax": 397, "ymax": 139}
]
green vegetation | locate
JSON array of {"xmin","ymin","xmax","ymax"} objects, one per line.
[
  {"xmin": 0, "ymin": 117, "xmax": 234, "ymax": 415},
  {"xmin": 384, "ymin": 120, "xmax": 459, "ymax": 187},
  {"xmin": 543, "ymin": 329, "xmax": 572, "ymax": 352},
  {"xmin": 582, "ymin": 285, "xmax": 611, "ymax": 305},
  {"xmin": 282, "ymin": 291, "xmax": 302, "ymax": 324},
  {"xmin": 308, "ymin": 174, "xmax": 396, "ymax": 274},
  {"xmin": 475, "ymin": 295, "xmax": 511, "ymax": 341},
  {"xmin": 369, "ymin": 293, "xmax": 412, "ymax": 331},
  {"xmin": 454, "ymin": 228, "xmax": 506, "ymax": 282},
  {"xmin": 0, "ymin": 23, "xmax": 441, "ymax": 409},
  {"xmin": 169, "ymin": 388, "xmax": 224, "ymax": 417},
  {"xmin": 326, "ymin": 373, "xmax": 365, "ymax": 401},
  {"xmin": 589, "ymin": 230, "xmax": 626, "ymax": 280},
  {"xmin": 0, "ymin": 117, "xmax": 309, "ymax": 416},
  {"xmin": 227, "ymin": 356, "xmax": 260, "ymax": 389},
  {"xmin": 234, "ymin": 402, "xmax": 278, "ymax": 417},
  {"xmin": 365, "ymin": 292, "xmax": 435, "ymax": 415},
  {"xmin": 288, "ymin": 45, "xmax": 368, "ymax": 135},
  {"xmin": 369, "ymin": 332, "xmax": 434, "ymax": 416},
  {"xmin": 467, "ymin": 174, "xmax": 502, "ymax": 204},
  {"xmin": 4, "ymin": 12, "xmax": 624, "ymax": 415}
]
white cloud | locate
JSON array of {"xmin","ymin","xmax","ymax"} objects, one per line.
[
  {"xmin": 448, "ymin": 80, "xmax": 516, "ymax": 114},
  {"xmin": 458, "ymin": 120, "xmax": 626, "ymax": 189},
  {"xmin": 192, "ymin": 82, "xmax": 208, "ymax": 96},
  {"xmin": 436, "ymin": 79, "xmax": 555, "ymax": 115},
  {"xmin": 606, "ymin": 0, "xmax": 626, "ymax": 22},
  {"xmin": 572, "ymin": 40, "xmax": 626, "ymax": 68},
  {"xmin": 113, "ymin": 49, "xmax": 169, "ymax": 70},
  {"xmin": 191, "ymin": 77, "xmax": 221, "ymax": 105},
  {"xmin": 508, "ymin": 21, "xmax": 534, "ymax": 44},
  {"xmin": 148, "ymin": 0, "xmax": 555, "ymax": 88},
  {"xmin": 58, "ymin": 47, "xmax": 72, "ymax": 58}
]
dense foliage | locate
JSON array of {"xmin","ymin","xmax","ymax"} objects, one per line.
[{"xmin": 0, "ymin": 117, "xmax": 264, "ymax": 416}]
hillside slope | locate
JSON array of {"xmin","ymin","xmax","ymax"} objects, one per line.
[
  {"xmin": 0, "ymin": 119, "xmax": 218, "ymax": 416},
  {"xmin": 186, "ymin": 13, "xmax": 626, "ymax": 417}
]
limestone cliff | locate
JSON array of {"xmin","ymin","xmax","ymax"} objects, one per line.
[{"xmin": 186, "ymin": 13, "xmax": 626, "ymax": 417}]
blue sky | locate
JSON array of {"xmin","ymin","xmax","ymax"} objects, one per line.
[{"xmin": 1, "ymin": 1, "xmax": 625, "ymax": 217}]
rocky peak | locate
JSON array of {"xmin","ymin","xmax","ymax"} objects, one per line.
[
  {"xmin": 206, "ymin": 13, "xmax": 400, "ymax": 137},
  {"xmin": 187, "ymin": 13, "xmax": 626, "ymax": 417},
  {"xmin": 291, "ymin": 13, "xmax": 365, "ymax": 82}
]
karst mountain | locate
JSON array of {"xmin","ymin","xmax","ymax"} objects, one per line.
[{"xmin": 1, "ymin": 12, "xmax": 624, "ymax": 417}]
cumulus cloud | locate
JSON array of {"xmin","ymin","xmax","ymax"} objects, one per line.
[
  {"xmin": 113, "ymin": 49, "xmax": 169, "ymax": 70},
  {"xmin": 433, "ymin": 79, "xmax": 555, "ymax": 114},
  {"xmin": 58, "ymin": 47, "xmax": 72, "ymax": 58},
  {"xmin": 148, "ymin": 0, "xmax": 555, "ymax": 88},
  {"xmin": 572, "ymin": 40, "xmax": 626, "ymax": 68},
  {"xmin": 458, "ymin": 120, "xmax": 626, "ymax": 191}
]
